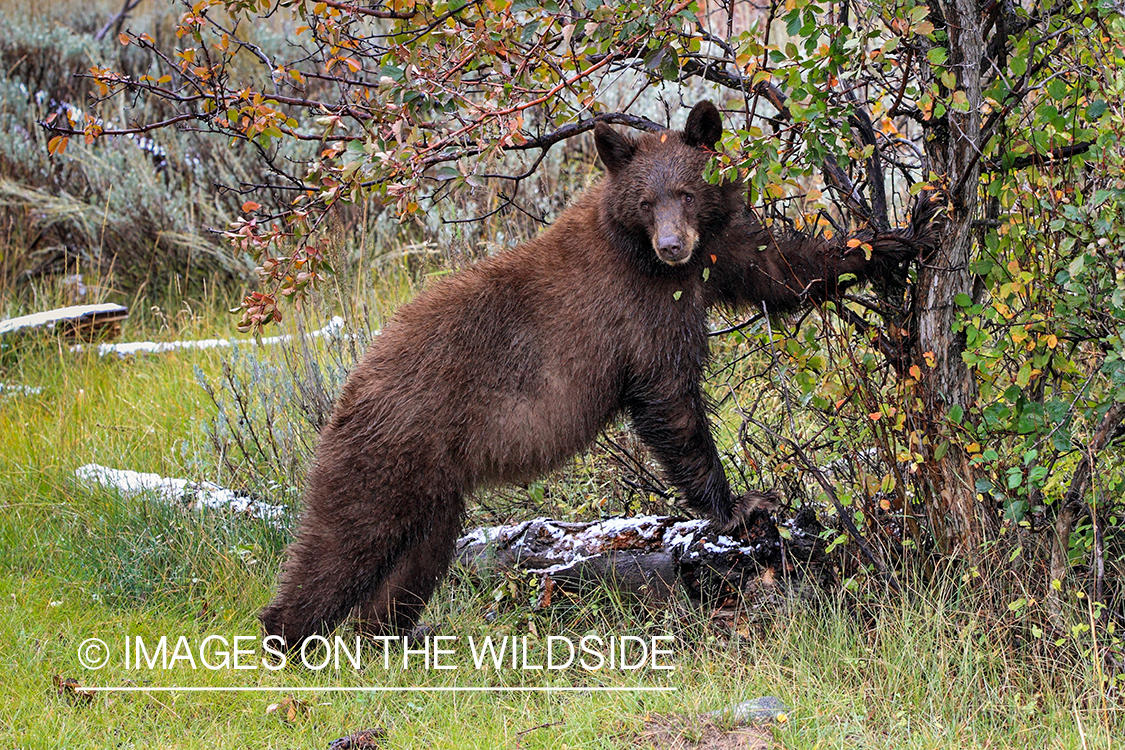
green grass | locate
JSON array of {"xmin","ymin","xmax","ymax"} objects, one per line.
[{"xmin": 0, "ymin": 293, "xmax": 1119, "ymax": 748}]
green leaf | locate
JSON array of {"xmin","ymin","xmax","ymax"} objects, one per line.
[
  {"xmin": 1068, "ymin": 255, "xmax": 1085, "ymax": 278},
  {"xmin": 1010, "ymin": 53, "xmax": 1027, "ymax": 77}
]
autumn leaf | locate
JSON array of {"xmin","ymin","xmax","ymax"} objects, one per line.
[{"xmin": 266, "ymin": 694, "xmax": 309, "ymax": 723}]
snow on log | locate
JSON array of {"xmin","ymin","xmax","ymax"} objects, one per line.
[
  {"xmin": 74, "ymin": 463, "xmax": 285, "ymax": 523},
  {"xmin": 71, "ymin": 315, "xmax": 348, "ymax": 357},
  {"xmin": 454, "ymin": 511, "xmax": 826, "ymax": 601},
  {"xmin": 0, "ymin": 303, "xmax": 128, "ymax": 340}
]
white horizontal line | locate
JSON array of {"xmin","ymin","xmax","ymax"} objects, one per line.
[{"xmin": 84, "ymin": 686, "xmax": 676, "ymax": 693}]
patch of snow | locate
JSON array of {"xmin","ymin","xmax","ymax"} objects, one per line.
[
  {"xmin": 74, "ymin": 316, "xmax": 349, "ymax": 357},
  {"xmin": 75, "ymin": 463, "xmax": 285, "ymax": 523},
  {"xmin": 457, "ymin": 522, "xmax": 517, "ymax": 548},
  {"xmin": 782, "ymin": 517, "xmax": 810, "ymax": 538},
  {"xmin": 696, "ymin": 538, "xmax": 758, "ymax": 556},
  {"xmin": 527, "ymin": 553, "xmax": 597, "ymax": 575},
  {"xmin": 662, "ymin": 519, "xmax": 709, "ymax": 553},
  {"xmin": 0, "ymin": 383, "xmax": 43, "ymax": 397}
]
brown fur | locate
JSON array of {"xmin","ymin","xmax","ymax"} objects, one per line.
[
  {"xmin": 260, "ymin": 102, "xmax": 941, "ymax": 648},
  {"xmin": 705, "ymin": 193, "xmax": 942, "ymax": 313}
]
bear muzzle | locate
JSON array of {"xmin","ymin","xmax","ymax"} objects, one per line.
[{"xmin": 654, "ymin": 228, "xmax": 698, "ymax": 266}]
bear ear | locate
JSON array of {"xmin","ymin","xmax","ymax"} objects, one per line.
[
  {"xmin": 683, "ymin": 101, "xmax": 723, "ymax": 149},
  {"xmin": 594, "ymin": 122, "xmax": 637, "ymax": 174}
]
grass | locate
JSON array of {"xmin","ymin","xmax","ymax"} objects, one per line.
[{"xmin": 0, "ymin": 283, "xmax": 1119, "ymax": 749}]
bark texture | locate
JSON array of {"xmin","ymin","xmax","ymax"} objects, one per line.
[{"xmin": 914, "ymin": 0, "xmax": 991, "ymax": 556}]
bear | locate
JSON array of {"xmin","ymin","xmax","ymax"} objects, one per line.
[{"xmin": 260, "ymin": 101, "xmax": 941, "ymax": 648}]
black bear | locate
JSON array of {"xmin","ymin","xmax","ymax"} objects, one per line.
[{"xmin": 260, "ymin": 101, "xmax": 940, "ymax": 648}]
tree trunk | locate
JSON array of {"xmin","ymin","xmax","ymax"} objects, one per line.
[{"xmin": 914, "ymin": 0, "xmax": 993, "ymax": 557}]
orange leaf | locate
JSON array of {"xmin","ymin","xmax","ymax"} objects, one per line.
[
  {"xmin": 47, "ymin": 135, "xmax": 68, "ymax": 155},
  {"xmin": 118, "ymin": 32, "xmax": 130, "ymax": 45},
  {"xmin": 242, "ymin": 201, "xmax": 261, "ymax": 212},
  {"xmin": 847, "ymin": 238, "xmax": 862, "ymax": 248},
  {"xmin": 868, "ymin": 412, "xmax": 882, "ymax": 421},
  {"xmin": 909, "ymin": 365, "xmax": 921, "ymax": 379}
]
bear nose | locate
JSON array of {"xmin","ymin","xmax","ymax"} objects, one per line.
[{"xmin": 657, "ymin": 236, "xmax": 683, "ymax": 258}]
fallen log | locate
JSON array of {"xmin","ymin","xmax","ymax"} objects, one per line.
[
  {"xmin": 0, "ymin": 303, "xmax": 128, "ymax": 341},
  {"xmin": 72, "ymin": 315, "xmax": 347, "ymax": 357},
  {"xmin": 74, "ymin": 463, "xmax": 286, "ymax": 523},
  {"xmin": 454, "ymin": 508, "xmax": 827, "ymax": 603}
]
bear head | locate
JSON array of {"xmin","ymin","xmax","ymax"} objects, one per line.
[{"xmin": 594, "ymin": 101, "xmax": 730, "ymax": 268}]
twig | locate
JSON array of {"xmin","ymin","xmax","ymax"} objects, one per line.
[{"xmin": 94, "ymin": 0, "xmax": 143, "ymax": 42}]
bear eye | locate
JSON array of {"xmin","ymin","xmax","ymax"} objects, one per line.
[
  {"xmin": 682, "ymin": 193, "xmax": 694, "ymax": 204},
  {"xmin": 640, "ymin": 201, "xmax": 652, "ymax": 212}
]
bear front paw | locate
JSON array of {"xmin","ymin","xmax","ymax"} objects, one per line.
[{"xmin": 714, "ymin": 489, "xmax": 780, "ymax": 533}]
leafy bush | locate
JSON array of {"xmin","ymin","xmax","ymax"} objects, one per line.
[{"xmin": 194, "ymin": 313, "xmax": 375, "ymax": 502}]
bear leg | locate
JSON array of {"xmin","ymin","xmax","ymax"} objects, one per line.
[
  {"xmin": 261, "ymin": 515, "xmax": 407, "ymax": 650},
  {"xmin": 353, "ymin": 495, "xmax": 464, "ymax": 637},
  {"xmin": 626, "ymin": 383, "xmax": 735, "ymax": 525}
]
